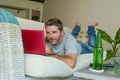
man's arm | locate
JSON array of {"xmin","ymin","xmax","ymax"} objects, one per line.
[
  {"xmin": 46, "ymin": 44, "xmax": 77, "ymax": 69},
  {"xmin": 51, "ymin": 53, "xmax": 77, "ymax": 69}
]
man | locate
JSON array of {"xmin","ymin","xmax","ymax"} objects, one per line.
[{"xmin": 45, "ymin": 18, "xmax": 98, "ymax": 68}]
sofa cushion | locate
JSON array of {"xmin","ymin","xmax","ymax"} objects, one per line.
[
  {"xmin": 24, "ymin": 53, "xmax": 95, "ymax": 77},
  {"xmin": 77, "ymin": 31, "xmax": 88, "ymax": 45},
  {"xmin": 24, "ymin": 50, "xmax": 107, "ymax": 77},
  {"xmin": 25, "ymin": 54, "xmax": 73, "ymax": 77}
]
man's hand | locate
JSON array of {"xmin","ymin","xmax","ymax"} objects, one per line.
[{"xmin": 46, "ymin": 44, "xmax": 56, "ymax": 55}]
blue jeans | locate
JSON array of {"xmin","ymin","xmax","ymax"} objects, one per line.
[{"xmin": 71, "ymin": 25, "xmax": 96, "ymax": 54}]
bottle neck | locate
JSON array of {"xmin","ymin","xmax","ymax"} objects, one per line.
[{"xmin": 96, "ymin": 31, "xmax": 102, "ymax": 47}]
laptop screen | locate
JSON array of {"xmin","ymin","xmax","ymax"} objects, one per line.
[{"xmin": 21, "ymin": 29, "xmax": 46, "ymax": 55}]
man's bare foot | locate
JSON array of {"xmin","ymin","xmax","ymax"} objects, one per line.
[
  {"xmin": 75, "ymin": 21, "xmax": 81, "ymax": 26},
  {"xmin": 88, "ymin": 22, "xmax": 98, "ymax": 27}
]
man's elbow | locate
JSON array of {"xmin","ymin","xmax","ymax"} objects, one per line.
[
  {"xmin": 68, "ymin": 54, "xmax": 77, "ymax": 69},
  {"xmin": 69, "ymin": 62, "xmax": 76, "ymax": 69}
]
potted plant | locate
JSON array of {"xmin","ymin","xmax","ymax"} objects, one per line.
[{"xmin": 97, "ymin": 28, "xmax": 120, "ymax": 60}]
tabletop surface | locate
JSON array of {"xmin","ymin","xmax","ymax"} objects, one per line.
[{"xmin": 73, "ymin": 67, "xmax": 120, "ymax": 80}]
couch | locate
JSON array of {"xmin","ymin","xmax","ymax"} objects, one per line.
[
  {"xmin": 0, "ymin": 16, "xmax": 107, "ymax": 80},
  {"xmin": 18, "ymin": 17, "xmax": 107, "ymax": 76}
]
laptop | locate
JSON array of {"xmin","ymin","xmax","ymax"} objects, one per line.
[{"xmin": 21, "ymin": 29, "xmax": 46, "ymax": 55}]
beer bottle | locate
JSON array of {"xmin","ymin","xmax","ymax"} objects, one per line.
[{"xmin": 93, "ymin": 31, "xmax": 103, "ymax": 70}]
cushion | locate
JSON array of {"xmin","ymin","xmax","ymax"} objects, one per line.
[
  {"xmin": 74, "ymin": 54, "xmax": 93, "ymax": 71},
  {"xmin": 74, "ymin": 50, "xmax": 107, "ymax": 71},
  {"xmin": 21, "ymin": 29, "xmax": 46, "ymax": 55},
  {"xmin": 77, "ymin": 31, "xmax": 88, "ymax": 45},
  {"xmin": 24, "ymin": 51, "xmax": 106, "ymax": 77},
  {"xmin": 25, "ymin": 54, "xmax": 73, "ymax": 77}
]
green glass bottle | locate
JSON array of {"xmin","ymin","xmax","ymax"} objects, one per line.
[{"xmin": 93, "ymin": 31, "xmax": 103, "ymax": 70}]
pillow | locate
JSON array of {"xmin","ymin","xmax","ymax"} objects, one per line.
[
  {"xmin": 25, "ymin": 54, "xmax": 73, "ymax": 77},
  {"xmin": 74, "ymin": 50, "xmax": 107, "ymax": 71},
  {"xmin": 77, "ymin": 31, "xmax": 88, "ymax": 45},
  {"xmin": 21, "ymin": 29, "xmax": 46, "ymax": 55},
  {"xmin": 24, "ymin": 51, "xmax": 106, "ymax": 77},
  {"xmin": 74, "ymin": 54, "xmax": 93, "ymax": 71},
  {"xmin": 24, "ymin": 54, "xmax": 94, "ymax": 77}
]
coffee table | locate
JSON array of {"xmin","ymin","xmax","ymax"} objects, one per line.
[{"xmin": 73, "ymin": 67, "xmax": 120, "ymax": 80}]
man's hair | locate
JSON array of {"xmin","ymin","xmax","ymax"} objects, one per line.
[{"xmin": 45, "ymin": 18, "xmax": 63, "ymax": 31}]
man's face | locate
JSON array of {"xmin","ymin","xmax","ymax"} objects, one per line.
[{"xmin": 45, "ymin": 25, "xmax": 63, "ymax": 44}]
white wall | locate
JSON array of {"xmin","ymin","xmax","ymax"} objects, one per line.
[
  {"xmin": 0, "ymin": 0, "xmax": 43, "ymax": 21},
  {"xmin": 43, "ymin": 0, "xmax": 95, "ymax": 30},
  {"xmin": 43, "ymin": 0, "xmax": 120, "ymax": 50},
  {"xmin": 0, "ymin": 0, "xmax": 119, "ymax": 50}
]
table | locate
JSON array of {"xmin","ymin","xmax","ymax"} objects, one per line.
[{"xmin": 73, "ymin": 67, "xmax": 120, "ymax": 80}]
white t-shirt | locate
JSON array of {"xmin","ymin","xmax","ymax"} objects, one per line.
[{"xmin": 46, "ymin": 32, "xmax": 82, "ymax": 55}]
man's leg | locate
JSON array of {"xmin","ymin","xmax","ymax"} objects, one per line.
[
  {"xmin": 78, "ymin": 22, "xmax": 98, "ymax": 54},
  {"xmin": 77, "ymin": 41, "xmax": 93, "ymax": 54},
  {"xmin": 86, "ymin": 22, "xmax": 98, "ymax": 53},
  {"xmin": 87, "ymin": 22, "xmax": 98, "ymax": 48},
  {"xmin": 71, "ymin": 22, "xmax": 81, "ymax": 38}
]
